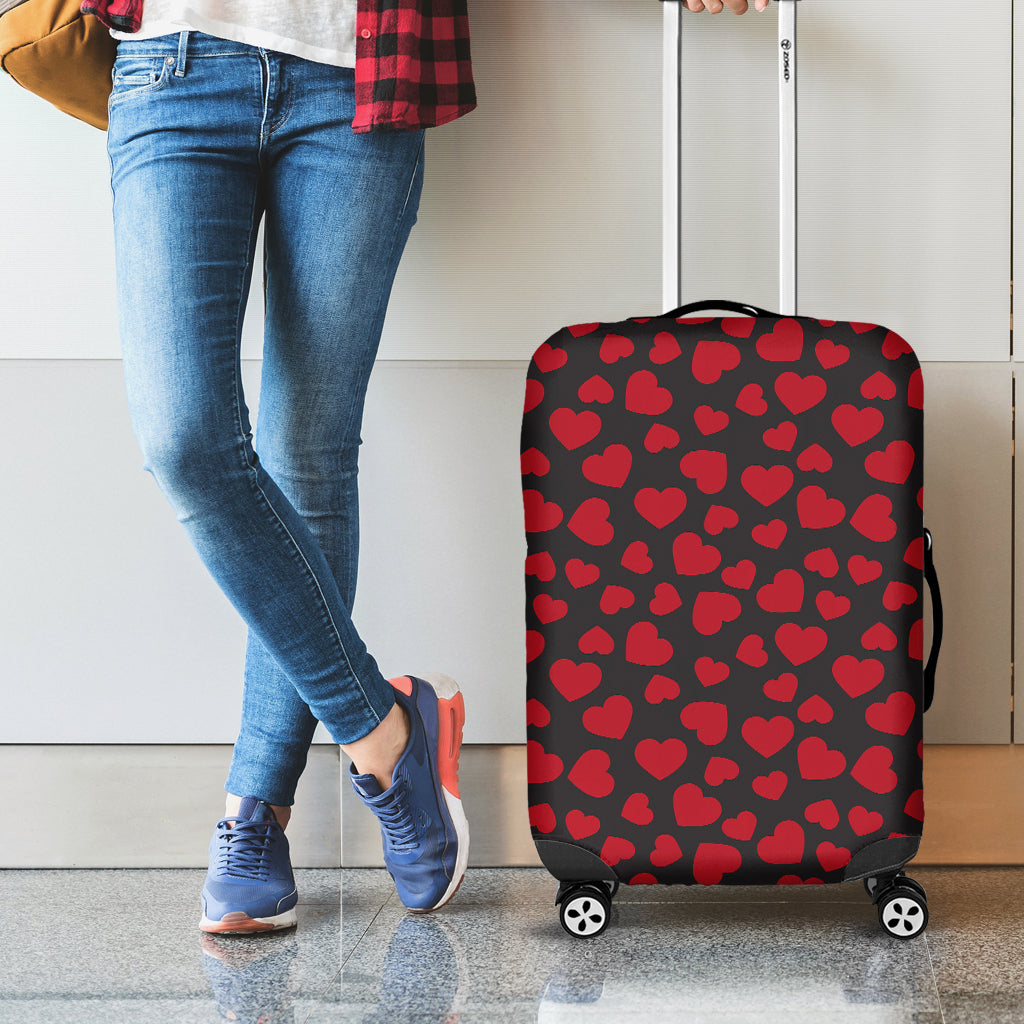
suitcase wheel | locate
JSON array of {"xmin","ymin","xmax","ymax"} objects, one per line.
[
  {"xmin": 867, "ymin": 873, "xmax": 929, "ymax": 939},
  {"xmin": 556, "ymin": 882, "xmax": 612, "ymax": 939}
]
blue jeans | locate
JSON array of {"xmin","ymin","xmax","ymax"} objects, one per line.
[{"xmin": 107, "ymin": 30, "xmax": 425, "ymax": 806}]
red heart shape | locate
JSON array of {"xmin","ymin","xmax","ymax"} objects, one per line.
[
  {"xmin": 722, "ymin": 559, "xmax": 757, "ymax": 589},
  {"xmin": 735, "ymin": 382, "xmax": 769, "ymax": 416},
  {"xmin": 741, "ymin": 464, "xmax": 794, "ymax": 506},
  {"xmin": 722, "ymin": 810, "xmax": 757, "ymax": 841},
  {"xmin": 797, "ymin": 736, "xmax": 846, "ymax": 779},
  {"xmin": 625, "ymin": 621, "xmax": 674, "ymax": 666},
  {"xmin": 861, "ymin": 621, "xmax": 898, "ymax": 652},
  {"xmin": 817, "ymin": 841, "xmax": 851, "ymax": 872},
  {"xmin": 775, "ymin": 372, "xmax": 826, "ymax": 414},
  {"xmin": 635, "ymin": 737, "xmax": 688, "ymax": 780},
  {"xmin": 621, "ymin": 792, "xmax": 655, "ymax": 825},
  {"xmin": 579, "ymin": 626, "xmax": 614, "ymax": 656},
  {"xmin": 599, "ymin": 332, "xmax": 634, "ymax": 363},
  {"xmin": 578, "ymin": 373, "xmax": 614, "ymax": 405},
  {"xmin": 694, "ymin": 405, "xmax": 729, "ymax": 434},
  {"xmin": 526, "ymin": 698, "xmax": 550, "ymax": 727},
  {"xmin": 528, "ymin": 802, "xmax": 556, "ymax": 833},
  {"xmin": 775, "ymin": 623, "xmax": 829, "ymax": 665},
  {"xmin": 522, "ymin": 489, "xmax": 563, "ymax": 532},
  {"xmin": 883, "ymin": 581, "xmax": 918, "ymax": 611},
  {"xmin": 848, "ymin": 554, "xmax": 883, "ymax": 584},
  {"xmin": 848, "ymin": 805, "xmax": 883, "ymax": 835},
  {"xmin": 649, "ymin": 582, "xmax": 682, "ymax": 615},
  {"xmin": 651, "ymin": 833, "xmax": 683, "ymax": 867},
  {"xmin": 815, "ymin": 337, "xmax": 849, "ymax": 368},
  {"xmin": 526, "ymin": 629, "xmax": 543, "ymax": 663},
  {"xmin": 525, "ymin": 551, "xmax": 556, "ymax": 581},
  {"xmin": 832, "ymin": 655, "xmax": 885, "ymax": 698},
  {"xmin": 549, "ymin": 407, "xmax": 601, "ymax": 450},
  {"xmin": 692, "ymin": 339, "xmax": 741, "ymax": 383},
  {"xmin": 804, "ymin": 799, "xmax": 839, "ymax": 828},
  {"xmin": 565, "ymin": 809, "xmax": 601, "ymax": 840},
  {"xmin": 908, "ymin": 368, "xmax": 924, "ymax": 409},
  {"xmin": 644, "ymin": 423, "xmax": 680, "ymax": 452},
  {"xmin": 756, "ymin": 569, "xmax": 804, "ymax": 613},
  {"xmin": 680, "ymin": 701, "xmax": 729, "ymax": 744},
  {"xmin": 526, "ymin": 739, "xmax": 564, "ymax": 784},
  {"xmin": 692, "ymin": 591, "xmax": 742, "ymax": 635},
  {"xmin": 675, "ymin": 536, "xmax": 724, "ymax": 577},
  {"xmin": 533, "ymin": 341, "xmax": 568, "ymax": 372},
  {"xmin": 582, "ymin": 444, "xmax": 632, "ymax": 488},
  {"xmin": 882, "ymin": 331, "xmax": 914, "ymax": 359},
  {"xmin": 861, "ymin": 370, "xmax": 897, "ymax": 400},
  {"xmin": 625, "ymin": 369, "xmax": 673, "ymax": 415},
  {"xmin": 568, "ymin": 748, "xmax": 615, "ymax": 797},
  {"xmin": 796, "ymin": 443, "xmax": 834, "ymax": 473},
  {"xmin": 742, "ymin": 715, "xmax": 795, "ymax": 758},
  {"xmin": 797, "ymin": 695, "xmax": 833, "ymax": 724},
  {"xmin": 695, "ymin": 656, "xmax": 730, "ymax": 687},
  {"xmin": 549, "ymin": 659, "xmax": 602, "ymax": 701},
  {"xmin": 796, "ymin": 485, "xmax": 846, "ymax": 529},
  {"xmin": 804, "ymin": 548, "xmax": 839, "ymax": 578},
  {"xmin": 582, "ymin": 694, "xmax": 633, "ymax": 739},
  {"xmin": 752, "ymin": 519, "xmax": 787, "ymax": 549},
  {"xmin": 850, "ymin": 745, "xmax": 897, "ymax": 794},
  {"xmin": 644, "ymin": 673, "xmax": 680, "ymax": 703},
  {"xmin": 533, "ymin": 594, "xmax": 568, "ymax": 623},
  {"xmin": 672, "ymin": 782, "xmax": 722, "ymax": 826},
  {"xmin": 598, "ymin": 584, "xmax": 632, "ymax": 615},
  {"xmin": 847, "ymin": 495, "xmax": 897, "ymax": 544},
  {"xmin": 634, "ymin": 486, "xmax": 687, "ymax": 527},
  {"xmin": 565, "ymin": 558, "xmax": 600, "ymax": 588},
  {"xmin": 757, "ymin": 820, "xmax": 805, "ymax": 865},
  {"xmin": 704, "ymin": 504, "xmax": 740, "ymax": 535},
  {"xmin": 865, "ymin": 441, "xmax": 914, "ymax": 485},
  {"xmin": 693, "ymin": 842, "xmax": 743, "ymax": 884},
  {"xmin": 763, "ymin": 672, "xmax": 798, "ymax": 702},
  {"xmin": 815, "ymin": 590, "xmax": 850, "ymax": 620},
  {"xmin": 679, "ymin": 449, "xmax": 728, "ymax": 494},
  {"xmin": 736, "ymin": 633, "xmax": 769, "ymax": 667},
  {"xmin": 752, "ymin": 771, "xmax": 788, "ymax": 800},
  {"xmin": 865, "ymin": 691, "xmax": 916, "ymax": 735},
  {"xmin": 705, "ymin": 756, "xmax": 739, "ymax": 786},
  {"xmin": 599, "ymin": 835, "xmax": 635, "ymax": 867},
  {"xmin": 763, "ymin": 421, "xmax": 797, "ymax": 451},
  {"xmin": 621, "ymin": 542, "xmax": 653, "ymax": 575},
  {"xmin": 831, "ymin": 403, "xmax": 885, "ymax": 447},
  {"xmin": 520, "ymin": 447, "xmax": 550, "ymax": 477},
  {"xmin": 650, "ymin": 330, "xmax": 682, "ymax": 364},
  {"xmin": 567, "ymin": 497, "xmax": 614, "ymax": 545},
  {"xmin": 756, "ymin": 319, "xmax": 804, "ymax": 361}
]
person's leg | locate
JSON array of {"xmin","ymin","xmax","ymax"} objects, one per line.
[{"xmin": 224, "ymin": 54, "xmax": 426, "ymax": 809}]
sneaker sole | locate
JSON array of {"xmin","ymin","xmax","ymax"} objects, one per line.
[
  {"xmin": 198, "ymin": 907, "xmax": 298, "ymax": 934},
  {"xmin": 412, "ymin": 671, "xmax": 470, "ymax": 912}
]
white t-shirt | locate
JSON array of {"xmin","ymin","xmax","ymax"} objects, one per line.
[{"xmin": 108, "ymin": 1, "xmax": 357, "ymax": 69}]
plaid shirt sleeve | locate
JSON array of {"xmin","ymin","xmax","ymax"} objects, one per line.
[
  {"xmin": 352, "ymin": 0, "xmax": 477, "ymax": 134},
  {"xmin": 79, "ymin": 0, "xmax": 477, "ymax": 134}
]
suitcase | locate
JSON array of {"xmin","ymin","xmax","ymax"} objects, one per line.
[{"xmin": 521, "ymin": 0, "xmax": 943, "ymax": 940}]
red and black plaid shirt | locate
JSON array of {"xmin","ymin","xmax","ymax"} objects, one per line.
[{"xmin": 79, "ymin": 0, "xmax": 477, "ymax": 133}]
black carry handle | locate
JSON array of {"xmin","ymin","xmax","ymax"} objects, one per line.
[
  {"xmin": 663, "ymin": 300, "xmax": 781, "ymax": 319},
  {"xmin": 922, "ymin": 527, "xmax": 942, "ymax": 713}
]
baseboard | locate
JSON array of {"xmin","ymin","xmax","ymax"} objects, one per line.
[{"xmin": 0, "ymin": 744, "xmax": 1019, "ymax": 868}]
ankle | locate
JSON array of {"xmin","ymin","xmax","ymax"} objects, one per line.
[
  {"xmin": 224, "ymin": 794, "xmax": 291, "ymax": 831},
  {"xmin": 342, "ymin": 700, "xmax": 411, "ymax": 791}
]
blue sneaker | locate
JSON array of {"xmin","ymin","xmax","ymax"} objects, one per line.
[
  {"xmin": 199, "ymin": 796, "xmax": 298, "ymax": 934},
  {"xmin": 350, "ymin": 672, "xmax": 470, "ymax": 912}
]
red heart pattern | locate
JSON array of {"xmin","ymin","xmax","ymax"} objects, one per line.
[{"xmin": 523, "ymin": 315, "xmax": 925, "ymax": 886}]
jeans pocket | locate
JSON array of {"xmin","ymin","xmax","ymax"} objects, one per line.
[{"xmin": 109, "ymin": 55, "xmax": 173, "ymax": 105}]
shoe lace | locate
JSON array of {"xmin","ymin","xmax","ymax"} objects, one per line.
[
  {"xmin": 373, "ymin": 782, "xmax": 421, "ymax": 854},
  {"xmin": 215, "ymin": 818, "xmax": 275, "ymax": 880}
]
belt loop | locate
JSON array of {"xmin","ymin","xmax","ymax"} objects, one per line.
[{"xmin": 174, "ymin": 30, "xmax": 189, "ymax": 77}]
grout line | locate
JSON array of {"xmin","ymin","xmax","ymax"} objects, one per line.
[{"xmin": 923, "ymin": 931, "xmax": 948, "ymax": 1024}]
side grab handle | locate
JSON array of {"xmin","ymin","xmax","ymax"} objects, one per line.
[
  {"xmin": 923, "ymin": 527, "xmax": 942, "ymax": 713},
  {"xmin": 662, "ymin": 300, "xmax": 780, "ymax": 319}
]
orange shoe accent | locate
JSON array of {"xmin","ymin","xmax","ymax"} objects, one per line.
[
  {"xmin": 436, "ymin": 689, "xmax": 465, "ymax": 799},
  {"xmin": 389, "ymin": 675, "xmax": 414, "ymax": 696},
  {"xmin": 201, "ymin": 912, "xmax": 275, "ymax": 934}
]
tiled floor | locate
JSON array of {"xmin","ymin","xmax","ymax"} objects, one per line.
[{"xmin": 0, "ymin": 867, "xmax": 1021, "ymax": 1023}]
